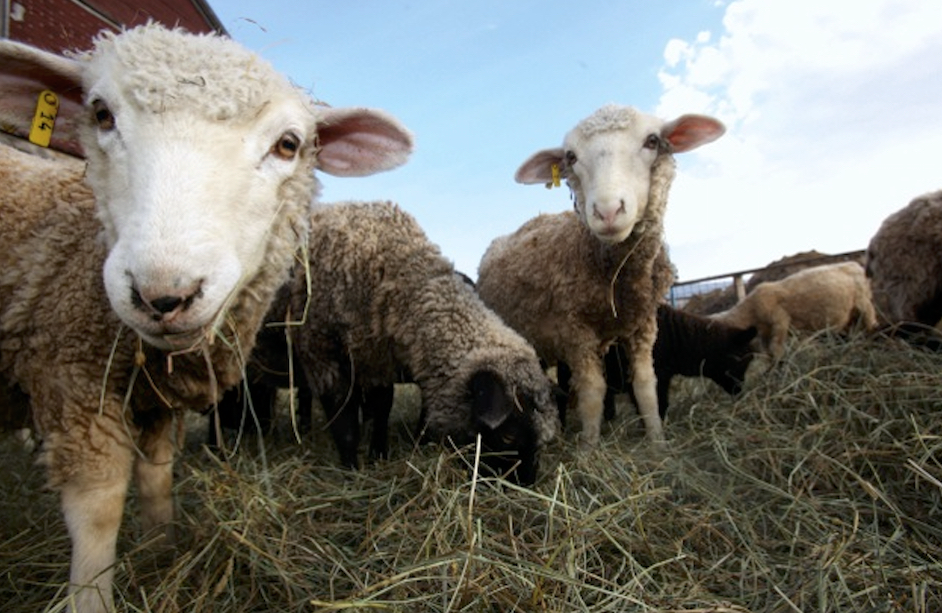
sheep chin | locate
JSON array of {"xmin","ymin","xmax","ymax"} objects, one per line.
[{"xmin": 138, "ymin": 326, "xmax": 212, "ymax": 352}]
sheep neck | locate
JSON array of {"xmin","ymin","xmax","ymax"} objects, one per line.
[{"xmin": 580, "ymin": 153, "xmax": 676, "ymax": 318}]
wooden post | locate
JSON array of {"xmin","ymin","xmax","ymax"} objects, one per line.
[{"xmin": 733, "ymin": 274, "xmax": 746, "ymax": 302}]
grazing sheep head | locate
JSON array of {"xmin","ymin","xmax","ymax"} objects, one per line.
[
  {"xmin": 515, "ymin": 104, "xmax": 724, "ymax": 244},
  {"xmin": 75, "ymin": 25, "xmax": 413, "ymax": 350},
  {"xmin": 704, "ymin": 325, "xmax": 758, "ymax": 395},
  {"xmin": 463, "ymin": 368, "xmax": 555, "ymax": 486}
]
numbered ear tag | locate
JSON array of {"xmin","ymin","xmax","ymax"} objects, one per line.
[
  {"xmin": 29, "ymin": 90, "xmax": 59, "ymax": 148},
  {"xmin": 551, "ymin": 163, "xmax": 561, "ymax": 188}
]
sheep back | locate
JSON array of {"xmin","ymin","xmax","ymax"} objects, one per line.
[{"xmin": 866, "ymin": 190, "xmax": 942, "ymax": 326}]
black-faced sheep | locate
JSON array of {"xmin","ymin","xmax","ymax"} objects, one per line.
[
  {"xmin": 476, "ymin": 104, "xmax": 724, "ymax": 448},
  {"xmin": 256, "ymin": 201, "xmax": 558, "ymax": 484},
  {"xmin": 556, "ymin": 304, "xmax": 757, "ymax": 423},
  {"xmin": 711, "ymin": 261, "xmax": 878, "ymax": 361},
  {"xmin": 0, "ymin": 26, "xmax": 413, "ymax": 613},
  {"xmin": 866, "ymin": 190, "xmax": 942, "ymax": 331}
]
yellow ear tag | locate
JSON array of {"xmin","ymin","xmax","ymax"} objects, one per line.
[
  {"xmin": 551, "ymin": 163, "xmax": 561, "ymax": 188},
  {"xmin": 29, "ymin": 90, "xmax": 59, "ymax": 148}
]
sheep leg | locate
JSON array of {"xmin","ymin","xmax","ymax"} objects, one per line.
[
  {"xmin": 628, "ymin": 342, "xmax": 665, "ymax": 443},
  {"xmin": 57, "ymin": 420, "xmax": 135, "ymax": 613},
  {"xmin": 768, "ymin": 320, "xmax": 789, "ymax": 362},
  {"xmin": 569, "ymin": 354, "xmax": 607, "ymax": 449},
  {"xmin": 134, "ymin": 412, "xmax": 176, "ymax": 543},
  {"xmin": 322, "ymin": 385, "xmax": 362, "ymax": 470},
  {"xmin": 366, "ymin": 384, "xmax": 393, "ymax": 461}
]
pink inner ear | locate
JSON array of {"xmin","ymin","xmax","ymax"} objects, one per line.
[
  {"xmin": 664, "ymin": 115, "xmax": 725, "ymax": 153},
  {"xmin": 316, "ymin": 111, "xmax": 413, "ymax": 177}
]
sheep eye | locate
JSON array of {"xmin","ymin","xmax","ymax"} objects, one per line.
[
  {"xmin": 92, "ymin": 100, "xmax": 115, "ymax": 131},
  {"xmin": 272, "ymin": 132, "xmax": 301, "ymax": 160},
  {"xmin": 564, "ymin": 150, "xmax": 577, "ymax": 166},
  {"xmin": 643, "ymin": 134, "xmax": 661, "ymax": 150}
]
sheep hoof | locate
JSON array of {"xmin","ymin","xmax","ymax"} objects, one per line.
[
  {"xmin": 576, "ymin": 431, "xmax": 600, "ymax": 451},
  {"xmin": 647, "ymin": 436, "xmax": 669, "ymax": 452}
]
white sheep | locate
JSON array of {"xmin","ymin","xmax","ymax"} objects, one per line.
[
  {"xmin": 865, "ymin": 190, "xmax": 942, "ymax": 330},
  {"xmin": 476, "ymin": 104, "xmax": 724, "ymax": 448},
  {"xmin": 245, "ymin": 201, "xmax": 559, "ymax": 484},
  {"xmin": 711, "ymin": 261, "xmax": 878, "ymax": 361},
  {"xmin": 0, "ymin": 25, "xmax": 413, "ymax": 613}
]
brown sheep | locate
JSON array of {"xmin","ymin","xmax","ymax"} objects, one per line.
[
  {"xmin": 476, "ymin": 104, "xmax": 724, "ymax": 448},
  {"xmin": 711, "ymin": 261, "xmax": 877, "ymax": 361}
]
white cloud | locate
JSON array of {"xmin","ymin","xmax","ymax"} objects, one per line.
[{"xmin": 657, "ymin": 0, "xmax": 942, "ymax": 280}]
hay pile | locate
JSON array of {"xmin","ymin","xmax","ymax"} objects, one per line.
[{"xmin": 2, "ymin": 331, "xmax": 940, "ymax": 612}]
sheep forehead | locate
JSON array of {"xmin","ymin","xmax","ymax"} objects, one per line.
[
  {"xmin": 80, "ymin": 24, "xmax": 303, "ymax": 122},
  {"xmin": 565, "ymin": 104, "xmax": 663, "ymax": 144}
]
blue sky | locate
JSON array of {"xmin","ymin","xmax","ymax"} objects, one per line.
[{"xmin": 212, "ymin": 1, "xmax": 942, "ymax": 282}]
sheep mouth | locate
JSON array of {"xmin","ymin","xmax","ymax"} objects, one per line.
[{"xmin": 139, "ymin": 325, "xmax": 212, "ymax": 352}]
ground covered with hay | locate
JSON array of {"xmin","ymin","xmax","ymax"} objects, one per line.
[{"xmin": 1, "ymin": 331, "xmax": 941, "ymax": 612}]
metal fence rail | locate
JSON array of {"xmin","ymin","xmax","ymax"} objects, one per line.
[{"xmin": 668, "ymin": 249, "xmax": 866, "ymax": 310}]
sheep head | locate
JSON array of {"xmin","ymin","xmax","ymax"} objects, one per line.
[
  {"xmin": 515, "ymin": 104, "xmax": 724, "ymax": 244},
  {"xmin": 68, "ymin": 25, "xmax": 413, "ymax": 350}
]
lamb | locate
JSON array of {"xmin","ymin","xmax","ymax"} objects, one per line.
[
  {"xmin": 246, "ymin": 201, "xmax": 558, "ymax": 484},
  {"xmin": 711, "ymin": 261, "xmax": 878, "ymax": 361},
  {"xmin": 865, "ymin": 190, "xmax": 942, "ymax": 331},
  {"xmin": 0, "ymin": 26, "xmax": 413, "ymax": 613},
  {"xmin": 476, "ymin": 104, "xmax": 725, "ymax": 448},
  {"xmin": 556, "ymin": 303, "xmax": 757, "ymax": 422}
]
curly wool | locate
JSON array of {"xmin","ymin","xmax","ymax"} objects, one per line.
[
  {"xmin": 76, "ymin": 24, "xmax": 288, "ymax": 122},
  {"xmin": 866, "ymin": 189, "xmax": 942, "ymax": 326},
  {"xmin": 571, "ymin": 104, "xmax": 641, "ymax": 138}
]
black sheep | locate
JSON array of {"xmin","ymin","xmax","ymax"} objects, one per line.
[{"xmin": 557, "ymin": 304, "xmax": 756, "ymax": 424}]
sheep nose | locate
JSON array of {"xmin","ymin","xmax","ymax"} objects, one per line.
[
  {"xmin": 592, "ymin": 199, "xmax": 627, "ymax": 224},
  {"xmin": 131, "ymin": 281, "xmax": 203, "ymax": 321}
]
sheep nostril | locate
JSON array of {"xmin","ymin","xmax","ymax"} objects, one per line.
[{"xmin": 150, "ymin": 296, "xmax": 184, "ymax": 314}]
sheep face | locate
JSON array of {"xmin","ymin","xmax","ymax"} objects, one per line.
[
  {"xmin": 77, "ymin": 28, "xmax": 318, "ymax": 350},
  {"xmin": 76, "ymin": 26, "xmax": 413, "ymax": 351},
  {"xmin": 515, "ymin": 105, "xmax": 725, "ymax": 244},
  {"xmin": 91, "ymin": 98, "xmax": 317, "ymax": 349},
  {"xmin": 465, "ymin": 370, "xmax": 549, "ymax": 486},
  {"xmin": 701, "ymin": 326, "xmax": 758, "ymax": 395},
  {"xmin": 561, "ymin": 108, "xmax": 667, "ymax": 244}
]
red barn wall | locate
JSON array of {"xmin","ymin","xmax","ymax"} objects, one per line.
[{"xmin": 6, "ymin": 0, "xmax": 223, "ymax": 54}]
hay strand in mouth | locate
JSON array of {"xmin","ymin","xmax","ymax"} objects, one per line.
[{"xmin": 2, "ymin": 331, "xmax": 942, "ymax": 611}]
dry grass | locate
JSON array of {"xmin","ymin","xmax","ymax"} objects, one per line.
[{"xmin": 2, "ymin": 331, "xmax": 941, "ymax": 612}]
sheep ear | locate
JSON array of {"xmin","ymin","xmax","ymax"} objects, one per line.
[
  {"xmin": 0, "ymin": 39, "xmax": 85, "ymax": 157},
  {"xmin": 515, "ymin": 148, "xmax": 565, "ymax": 185},
  {"xmin": 661, "ymin": 114, "xmax": 725, "ymax": 153},
  {"xmin": 315, "ymin": 107, "xmax": 414, "ymax": 177},
  {"xmin": 468, "ymin": 371, "xmax": 512, "ymax": 430}
]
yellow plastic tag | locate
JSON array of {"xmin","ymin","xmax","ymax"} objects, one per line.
[
  {"xmin": 29, "ymin": 90, "xmax": 59, "ymax": 148},
  {"xmin": 551, "ymin": 163, "xmax": 561, "ymax": 188}
]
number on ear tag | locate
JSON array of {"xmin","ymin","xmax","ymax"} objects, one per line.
[{"xmin": 29, "ymin": 90, "xmax": 59, "ymax": 148}]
